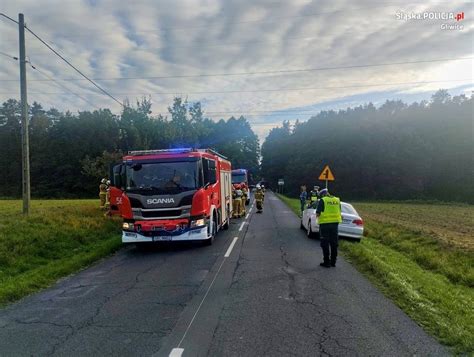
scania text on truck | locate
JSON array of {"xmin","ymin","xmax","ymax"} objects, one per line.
[
  {"xmin": 231, "ymin": 169, "xmax": 250, "ymax": 205},
  {"xmin": 109, "ymin": 148, "xmax": 233, "ymax": 245}
]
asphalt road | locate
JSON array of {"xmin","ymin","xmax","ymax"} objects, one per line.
[{"xmin": 0, "ymin": 192, "xmax": 447, "ymax": 356}]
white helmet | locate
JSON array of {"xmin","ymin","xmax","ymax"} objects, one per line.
[
  {"xmin": 256, "ymin": 184, "xmax": 261, "ymax": 189},
  {"xmin": 101, "ymin": 178, "xmax": 107, "ymax": 184},
  {"xmin": 106, "ymin": 180, "xmax": 111, "ymax": 185}
]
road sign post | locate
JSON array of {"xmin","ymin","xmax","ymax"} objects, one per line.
[
  {"xmin": 318, "ymin": 165, "xmax": 335, "ymax": 189},
  {"xmin": 278, "ymin": 179, "xmax": 284, "ymax": 194}
]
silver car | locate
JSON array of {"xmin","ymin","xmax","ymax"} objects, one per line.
[{"xmin": 301, "ymin": 201, "xmax": 364, "ymax": 241}]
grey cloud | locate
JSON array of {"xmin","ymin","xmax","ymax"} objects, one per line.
[{"xmin": 0, "ymin": 0, "xmax": 472, "ymax": 139}]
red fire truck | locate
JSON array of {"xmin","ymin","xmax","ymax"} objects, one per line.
[
  {"xmin": 232, "ymin": 169, "xmax": 250, "ymax": 205},
  {"xmin": 109, "ymin": 148, "xmax": 233, "ymax": 245}
]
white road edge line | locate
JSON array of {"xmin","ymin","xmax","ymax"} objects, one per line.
[
  {"xmin": 169, "ymin": 348, "xmax": 184, "ymax": 357},
  {"xmin": 176, "ymin": 254, "xmax": 227, "ymax": 348},
  {"xmin": 225, "ymin": 237, "xmax": 239, "ymax": 257},
  {"xmin": 245, "ymin": 213, "xmax": 250, "ymax": 219},
  {"xmin": 169, "ymin": 216, "xmax": 248, "ymax": 353}
]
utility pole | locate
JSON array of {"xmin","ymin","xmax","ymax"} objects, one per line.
[{"xmin": 19, "ymin": 13, "xmax": 30, "ymax": 215}]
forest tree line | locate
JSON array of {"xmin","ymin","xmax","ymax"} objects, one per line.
[
  {"xmin": 261, "ymin": 90, "xmax": 473, "ymax": 203},
  {"xmin": 0, "ymin": 97, "xmax": 260, "ymax": 198}
]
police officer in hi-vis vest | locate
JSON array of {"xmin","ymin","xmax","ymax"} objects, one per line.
[
  {"xmin": 309, "ymin": 186, "xmax": 320, "ymax": 205},
  {"xmin": 316, "ymin": 188, "xmax": 342, "ymax": 267}
]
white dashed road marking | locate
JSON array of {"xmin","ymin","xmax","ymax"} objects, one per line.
[
  {"xmin": 169, "ymin": 348, "xmax": 184, "ymax": 357},
  {"xmin": 224, "ymin": 237, "xmax": 239, "ymax": 257}
]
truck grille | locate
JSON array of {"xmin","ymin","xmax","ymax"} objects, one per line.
[{"xmin": 131, "ymin": 205, "xmax": 191, "ymax": 220}]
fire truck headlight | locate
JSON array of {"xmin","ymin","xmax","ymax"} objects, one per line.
[
  {"xmin": 123, "ymin": 222, "xmax": 134, "ymax": 231},
  {"xmin": 190, "ymin": 218, "xmax": 206, "ymax": 228}
]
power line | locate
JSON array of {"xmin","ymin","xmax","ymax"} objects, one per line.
[
  {"xmin": 22, "ymin": 24, "xmax": 123, "ymax": 107},
  {"xmin": 2, "ymin": 78, "xmax": 470, "ymax": 96},
  {"xmin": 1, "ymin": 57, "xmax": 471, "ymax": 82},
  {"xmin": 0, "ymin": 50, "xmax": 18, "ymax": 60},
  {"xmin": 0, "ymin": 46, "xmax": 102, "ymax": 110},
  {"xmin": 1, "ymin": 12, "xmax": 123, "ymax": 107},
  {"xmin": 0, "ymin": 13, "xmax": 18, "ymax": 24},
  {"xmin": 26, "ymin": 60, "xmax": 101, "ymax": 110},
  {"xmin": 22, "ymin": 34, "xmax": 332, "ymax": 55}
]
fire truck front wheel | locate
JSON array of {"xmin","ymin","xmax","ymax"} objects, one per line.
[
  {"xmin": 204, "ymin": 217, "xmax": 217, "ymax": 245},
  {"xmin": 223, "ymin": 205, "xmax": 231, "ymax": 230}
]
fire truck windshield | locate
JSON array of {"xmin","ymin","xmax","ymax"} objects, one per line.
[
  {"xmin": 125, "ymin": 161, "xmax": 199, "ymax": 193},
  {"xmin": 232, "ymin": 173, "xmax": 246, "ymax": 184}
]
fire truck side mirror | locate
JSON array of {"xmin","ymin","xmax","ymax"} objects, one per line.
[{"xmin": 111, "ymin": 164, "xmax": 124, "ymax": 188}]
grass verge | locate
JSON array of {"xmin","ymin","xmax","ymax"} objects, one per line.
[
  {"xmin": 276, "ymin": 194, "xmax": 474, "ymax": 354},
  {"xmin": 0, "ymin": 200, "xmax": 122, "ymax": 306}
]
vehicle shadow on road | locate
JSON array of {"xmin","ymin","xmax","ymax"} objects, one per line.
[{"xmin": 126, "ymin": 241, "xmax": 210, "ymax": 255}]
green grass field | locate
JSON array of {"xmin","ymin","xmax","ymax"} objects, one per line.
[
  {"xmin": 0, "ymin": 200, "xmax": 121, "ymax": 306},
  {"xmin": 277, "ymin": 195, "xmax": 474, "ymax": 354}
]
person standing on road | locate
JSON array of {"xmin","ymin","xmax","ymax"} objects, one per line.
[
  {"xmin": 255, "ymin": 184, "xmax": 264, "ymax": 213},
  {"xmin": 316, "ymin": 188, "xmax": 342, "ymax": 267},
  {"xmin": 241, "ymin": 183, "xmax": 248, "ymax": 207},
  {"xmin": 99, "ymin": 178, "xmax": 107, "ymax": 209},
  {"xmin": 233, "ymin": 184, "xmax": 243, "ymax": 218},
  {"xmin": 105, "ymin": 180, "xmax": 111, "ymax": 210},
  {"xmin": 309, "ymin": 186, "xmax": 320, "ymax": 205},
  {"xmin": 240, "ymin": 184, "xmax": 247, "ymax": 217},
  {"xmin": 299, "ymin": 185, "xmax": 307, "ymax": 213}
]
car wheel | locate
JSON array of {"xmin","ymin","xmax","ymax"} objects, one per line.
[{"xmin": 307, "ymin": 220, "xmax": 314, "ymax": 238}]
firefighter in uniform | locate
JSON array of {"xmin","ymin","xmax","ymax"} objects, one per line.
[
  {"xmin": 255, "ymin": 184, "xmax": 264, "ymax": 213},
  {"xmin": 105, "ymin": 180, "xmax": 111, "ymax": 210},
  {"xmin": 233, "ymin": 184, "xmax": 242, "ymax": 218},
  {"xmin": 316, "ymin": 188, "xmax": 342, "ymax": 267},
  {"xmin": 240, "ymin": 184, "xmax": 247, "ymax": 216},
  {"xmin": 99, "ymin": 178, "xmax": 107, "ymax": 209},
  {"xmin": 261, "ymin": 184, "xmax": 265, "ymax": 201}
]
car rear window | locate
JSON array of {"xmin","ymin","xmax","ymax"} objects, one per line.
[{"xmin": 341, "ymin": 203, "xmax": 357, "ymax": 215}]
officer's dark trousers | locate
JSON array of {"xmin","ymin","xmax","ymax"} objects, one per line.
[{"xmin": 319, "ymin": 223, "xmax": 339, "ymax": 264}]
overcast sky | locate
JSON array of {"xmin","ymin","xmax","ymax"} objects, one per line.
[{"xmin": 1, "ymin": 0, "xmax": 472, "ymax": 142}]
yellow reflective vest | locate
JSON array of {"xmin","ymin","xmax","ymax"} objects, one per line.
[{"xmin": 318, "ymin": 196, "xmax": 342, "ymax": 224}]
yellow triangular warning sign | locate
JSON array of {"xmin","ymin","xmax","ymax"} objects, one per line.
[{"xmin": 318, "ymin": 165, "xmax": 335, "ymax": 181}]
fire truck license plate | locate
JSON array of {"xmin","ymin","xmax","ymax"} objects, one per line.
[{"xmin": 152, "ymin": 236, "xmax": 171, "ymax": 242}]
